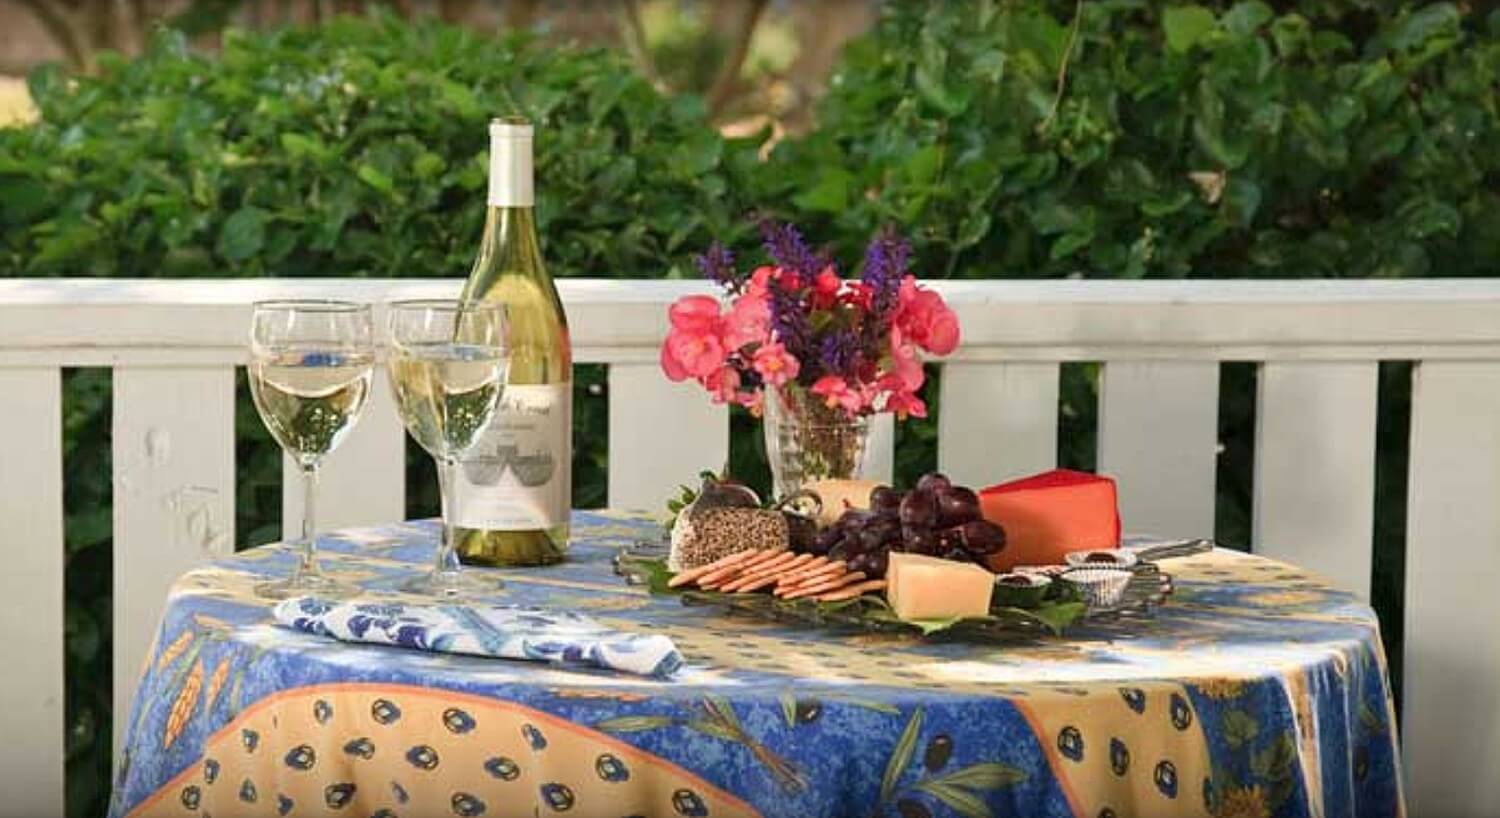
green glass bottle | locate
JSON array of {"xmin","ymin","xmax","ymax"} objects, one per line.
[{"xmin": 454, "ymin": 116, "xmax": 572, "ymax": 565}]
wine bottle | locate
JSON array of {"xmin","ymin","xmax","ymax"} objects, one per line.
[{"xmin": 454, "ymin": 116, "xmax": 572, "ymax": 565}]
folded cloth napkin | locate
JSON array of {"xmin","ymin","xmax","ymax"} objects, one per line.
[{"xmin": 273, "ymin": 597, "xmax": 683, "ymax": 679}]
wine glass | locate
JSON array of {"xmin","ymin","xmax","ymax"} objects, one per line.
[
  {"xmin": 387, "ymin": 299, "xmax": 510, "ymax": 597},
  {"xmin": 247, "ymin": 300, "xmax": 374, "ymax": 599}
]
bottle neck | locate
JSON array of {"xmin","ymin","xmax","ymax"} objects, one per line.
[{"xmin": 482, "ymin": 205, "xmax": 543, "ymax": 271}]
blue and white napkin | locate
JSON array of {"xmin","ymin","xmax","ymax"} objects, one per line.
[{"xmin": 273, "ymin": 597, "xmax": 683, "ymax": 679}]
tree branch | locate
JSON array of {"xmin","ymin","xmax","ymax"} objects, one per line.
[
  {"xmin": 706, "ymin": 0, "xmax": 768, "ymax": 118},
  {"xmin": 16, "ymin": 0, "xmax": 92, "ymax": 71},
  {"xmin": 617, "ymin": 0, "xmax": 664, "ymax": 91},
  {"xmin": 1039, "ymin": 0, "xmax": 1084, "ymax": 135}
]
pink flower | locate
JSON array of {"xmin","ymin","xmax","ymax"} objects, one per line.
[
  {"xmin": 669, "ymin": 295, "xmax": 721, "ymax": 333},
  {"xmin": 810, "ymin": 375, "xmax": 862, "ymax": 413},
  {"xmin": 663, "ymin": 328, "xmax": 726, "ymax": 380},
  {"xmin": 894, "ymin": 276, "xmax": 960, "ymax": 356},
  {"xmin": 738, "ymin": 390, "xmax": 765, "ymax": 417},
  {"xmin": 723, "ymin": 290, "xmax": 771, "ymax": 350},
  {"xmin": 747, "ymin": 266, "xmax": 775, "ymax": 295},
  {"xmin": 886, "ymin": 389, "xmax": 928, "ymax": 420},
  {"xmin": 811, "ymin": 267, "xmax": 841, "ymax": 308},
  {"xmin": 661, "ymin": 295, "xmax": 730, "ymax": 382},
  {"xmin": 887, "ymin": 331, "xmax": 926, "ymax": 392},
  {"xmin": 704, "ymin": 366, "xmax": 741, "ymax": 404},
  {"xmin": 660, "ymin": 338, "xmax": 691, "ymax": 381},
  {"xmin": 752, "ymin": 342, "xmax": 801, "ymax": 387}
]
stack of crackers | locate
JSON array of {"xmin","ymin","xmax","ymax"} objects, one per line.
[{"xmin": 667, "ymin": 549, "xmax": 885, "ymax": 602}]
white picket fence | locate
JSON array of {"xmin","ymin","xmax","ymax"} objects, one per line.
[{"xmin": 2, "ymin": 277, "xmax": 1499, "ymax": 816}]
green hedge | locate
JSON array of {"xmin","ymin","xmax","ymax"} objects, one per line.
[{"xmin": 4, "ymin": 3, "xmax": 1498, "ymax": 814}]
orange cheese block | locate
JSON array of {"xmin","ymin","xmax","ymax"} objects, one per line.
[{"xmin": 979, "ymin": 469, "xmax": 1121, "ymax": 572}]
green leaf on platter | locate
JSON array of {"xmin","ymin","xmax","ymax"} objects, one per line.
[
  {"xmin": 881, "ymin": 707, "xmax": 925, "ymax": 803},
  {"xmin": 593, "ymin": 715, "xmax": 676, "ymax": 733},
  {"xmin": 905, "ymin": 617, "xmax": 965, "ymax": 635},
  {"xmin": 780, "ymin": 692, "xmax": 798, "ymax": 728},
  {"xmin": 1164, "ymin": 6, "xmax": 1218, "ymax": 53},
  {"xmin": 913, "ymin": 780, "xmax": 993, "ymax": 818},
  {"xmin": 623, "ymin": 558, "xmax": 676, "ymax": 595},
  {"xmin": 1358, "ymin": 703, "xmax": 1387, "ymax": 735},
  {"xmin": 932, "ymin": 761, "xmax": 1027, "ymax": 791},
  {"xmin": 1004, "ymin": 601, "xmax": 1086, "ymax": 635},
  {"xmin": 1223, "ymin": 709, "xmax": 1260, "ymax": 748}
]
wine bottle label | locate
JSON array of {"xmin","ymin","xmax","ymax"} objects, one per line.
[
  {"xmin": 455, "ymin": 383, "xmax": 570, "ymax": 529},
  {"xmin": 487, "ymin": 119, "xmax": 534, "ymax": 208}
]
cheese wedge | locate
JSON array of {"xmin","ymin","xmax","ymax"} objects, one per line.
[
  {"xmin": 885, "ymin": 552, "xmax": 995, "ymax": 621},
  {"xmin": 804, "ymin": 479, "xmax": 881, "ymax": 528}
]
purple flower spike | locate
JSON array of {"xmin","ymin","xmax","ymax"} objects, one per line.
[
  {"xmin": 860, "ymin": 227, "xmax": 910, "ymax": 350},
  {"xmin": 759, "ymin": 219, "xmax": 822, "ymax": 278},
  {"xmin": 818, "ymin": 329, "xmax": 860, "ymax": 378},
  {"xmin": 861, "ymin": 227, "xmax": 910, "ymax": 317},
  {"xmin": 695, "ymin": 242, "xmax": 742, "ymax": 291}
]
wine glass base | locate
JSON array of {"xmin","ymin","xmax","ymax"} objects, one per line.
[
  {"xmin": 398, "ymin": 569, "xmax": 501, "ymax": 600},
  {"xmin": 255, "ymin": 572, "xmax": 359, "ymax": 601}
]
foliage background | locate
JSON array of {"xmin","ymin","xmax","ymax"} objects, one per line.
[{"xmin": 3, "ymin": 1, "xmax": 1496, "ymax": 813}]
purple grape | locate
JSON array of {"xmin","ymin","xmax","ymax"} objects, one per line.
[
  {"xmin": 941, "ymin": 546, "xmax": 974, "ymax": 563},
  {"xmin": 936, "ymin": 527, "xmax": 966, "ymax": 552},
  {"xmin": 956, "ymin": 519, "xmax": 1007, "ymax": 555},
  {"xmin": 903, "ymin": 527, "xmax": 941, "ymax": 555},
  {"xmin": 899, "ymin": 490, "xmax": 938, "ymax": 529},
  {"xmin": 836, "ymin": 509, "xmax": 878, "ymax": 530},
  {"xmin": 859, "ymin": 526, "xmax": 890, "ymax": 553},
  {"xmin": 934, "ymin": 486, "xmax": 981, "ymax": 527},
  {"xmin": 915, "ymin": 473, "xmax": 952, "ymax": 494},
  {"xmin": 870, "ymin": 486, "xmax": 904, "ymax": 514}
]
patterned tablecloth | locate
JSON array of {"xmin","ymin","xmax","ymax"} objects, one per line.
[{"xmin": 110, "ymin": 511, "xmax": 1403, "ymax": 818}]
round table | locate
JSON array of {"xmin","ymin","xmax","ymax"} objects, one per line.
[{"xmin": 110, "ymin": 511, "xmax": 1403, "ymax": 818}]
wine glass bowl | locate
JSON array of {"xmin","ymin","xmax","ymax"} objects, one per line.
[
  {"xmin": 387, "ymin": 299, "xmax": 510, "ymax": 598},
  {"xmin": 248, "ymin": 299, "xmax": 374, "ymax": 599}
]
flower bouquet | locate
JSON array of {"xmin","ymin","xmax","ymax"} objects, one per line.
[{"xmin": 660, "ymin": 221, "xmax": 961, "ymax": 495}]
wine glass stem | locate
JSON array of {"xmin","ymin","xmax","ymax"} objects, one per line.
[
  {"xmin": 436, "ymin": 456, "xmax": 462, "ymax": 576},
  {"xmin": 298, "ymin": 463, "xmax": 321, "ymax": 580}
]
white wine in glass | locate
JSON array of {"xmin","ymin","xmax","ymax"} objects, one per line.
[
  {"xmin": 387, "ymin": 300, "xmax": 509, "ymax": 598},
  {"xmin": 248, "ymin": 300, "xmax": 374, "ymax": 599}
]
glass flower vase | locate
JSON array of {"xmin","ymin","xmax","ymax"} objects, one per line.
[{"xmin": 762, "ymin": 387, "xmax": 871, "ymax": 498}]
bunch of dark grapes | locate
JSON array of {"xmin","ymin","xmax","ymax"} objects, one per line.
[{"xmin": 807, "ymin": 473, "xmax": 1006, "ymax": 579}]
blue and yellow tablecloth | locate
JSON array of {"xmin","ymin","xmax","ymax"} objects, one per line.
[{"xmin": 110, "ymin": 511, "xmax": 1403, "ymax": 818}]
